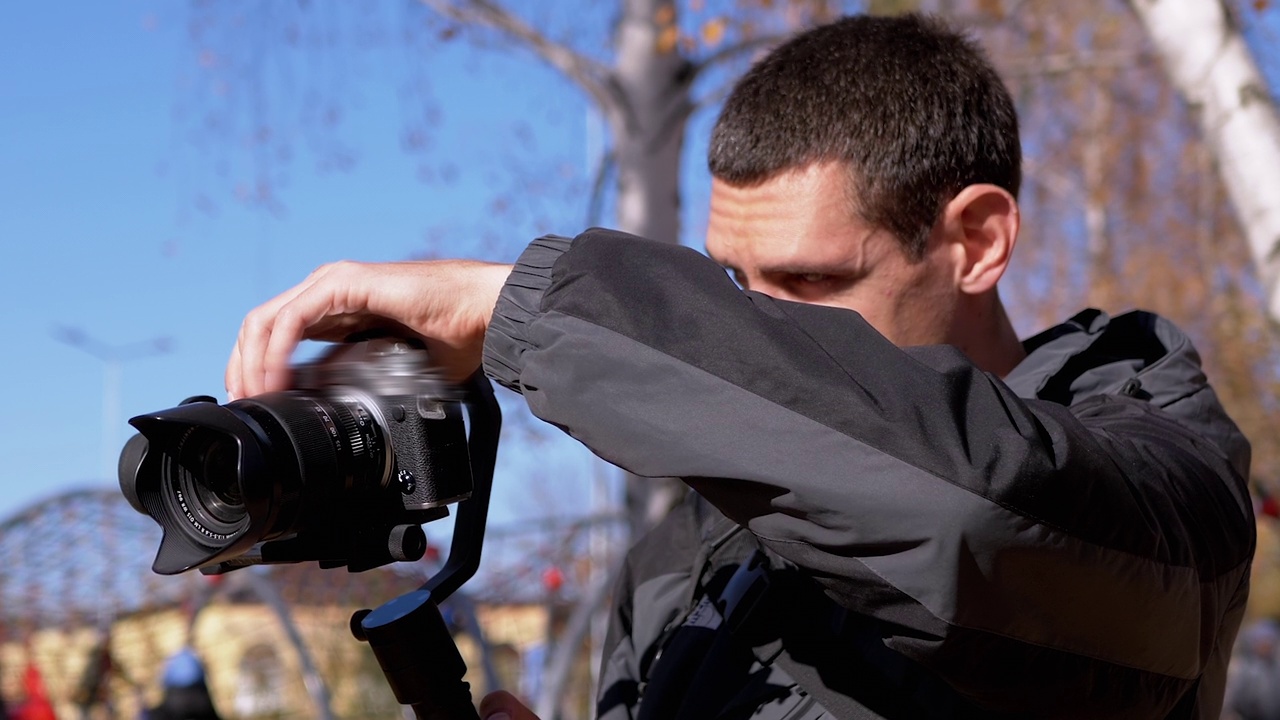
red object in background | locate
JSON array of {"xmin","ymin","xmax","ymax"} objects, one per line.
[
  {"xmin": 12, "ymin": 663, "xmax": 58, "ymax": 720},
  {"xmin": 1262, "ymin": 494, "xmax": 1280, "ymax": 519},
  {"xmin": 542, "ymin": 566, "xmax": 564, "ymax": 593}
]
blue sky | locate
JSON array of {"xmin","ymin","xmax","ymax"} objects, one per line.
[{"xmin": 0, "ymin": 0, "xmax": 704, "ymax": 533}]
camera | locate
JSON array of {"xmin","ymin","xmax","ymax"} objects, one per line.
[{"xmin": 118, "ymin": 337, "xmax": 475, "ymax": 576}]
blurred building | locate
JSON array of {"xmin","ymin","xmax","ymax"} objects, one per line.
[
  {"xmin": 1, "ymin": 567, "xmax": 550, "ymax": 719},
  {"xmin": 0, "ymin": 489, "xmax": 562, "ymax": 719}
]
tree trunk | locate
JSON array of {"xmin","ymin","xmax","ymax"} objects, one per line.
[
  {"xmin": 534, "ymin": 3, "xmax": 695, "ymax": 712},
  {"xmin": 1128, "ymin": 0, "xmax": 1280, "ymax": 323},
  {"xmin": 604, "ymin": 0, "xmax": 694, "ymax": 537}
]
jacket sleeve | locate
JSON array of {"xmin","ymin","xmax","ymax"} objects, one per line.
[{"xmin": 481, "ymin": 229, "xmax": 1254, "ymax": 712}]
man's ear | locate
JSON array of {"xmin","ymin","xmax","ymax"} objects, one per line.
[{"xmin": 940, "ymin": 184, "xmax": 1019, "ymax": 295}]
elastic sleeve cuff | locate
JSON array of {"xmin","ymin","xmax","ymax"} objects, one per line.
[{"xmin": 482, "ymin": 234, "xmax": 574, "ymax": 393}]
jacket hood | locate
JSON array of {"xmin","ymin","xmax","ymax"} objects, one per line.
[{"xmin": 1004, "ymin": 309, "xmax": 1251, "ymax": 480}]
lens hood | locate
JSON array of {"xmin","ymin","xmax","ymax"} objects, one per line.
[{"xmin": 124, "ymin": 400, "xmax": 278, "ymax": 574}]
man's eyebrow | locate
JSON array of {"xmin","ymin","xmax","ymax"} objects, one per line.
[{"xmin": 755, "ymin": 263, "xmax": 844, "ymax": 276}]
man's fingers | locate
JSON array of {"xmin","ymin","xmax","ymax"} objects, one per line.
[
  {"xmin": 237, "ymin": 307, "xmax": 275, "ymax": 398},
  {"xmin": 259, "ymin": 294, "xmax": 321, "ymax": 394},
  {"xmin": 228, "ymin": 264, "xmax": 338, "ymax": 398},
  {"xmin": 225, "ymin": 342, "xmax": 243, "ymax": 401},
  {"xmin": 225, "ymin": 259, "xmax": 507, "ymax": 400},
  {"xmin": 258, "ymin": 263, "xmax": 374, "ymax": 395}
]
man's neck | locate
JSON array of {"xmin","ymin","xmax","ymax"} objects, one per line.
[{"xmin": 953, "ymin": 293, "xmax": 1026, "ymax": 378}]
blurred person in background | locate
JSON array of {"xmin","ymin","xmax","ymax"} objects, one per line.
[
  {"xmin": 1223, "ymin": 618, "xmax": 1280, "ymax": 720},
  {"xmin": 11, "ymin": 663, "xmax": 56, "ymax": 720},
  {"xmin": 73, "ymin": 629, "xmax": 139, "ymax": 720},
  {"xmin": 140, "ymin": 648, "xmax": 222, "ymax": 720}
]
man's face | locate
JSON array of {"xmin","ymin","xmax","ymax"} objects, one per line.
[{"xmin": 705, "ymin": 162, "xmax": 963, "ymax": 347}]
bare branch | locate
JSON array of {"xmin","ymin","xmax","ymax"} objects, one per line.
[
  {"xmin": 1003, "ymin": 49, "xmax": 1155, "ymax": 79},
  {"xmin": 535, "ymin": 552, "xmax": 626, "ymax": 719},
  {"xmin": 1022, "ymin": 156, "xmax": 1081, "ymax": 201},
  {"xmin": 939, "ymin": 0, "xmax": 1035, "ymax": 29},
  {"xmin": 419, "ymin": 0, "xmax": 619, "ymax": 111},
  {"xmin": 689, "ymin": 32, "xmax": 792, "ymax": 83},
  {"xmin": 690, "ymin": 78, "xmax": 736, "ymax": 116},
  {"xmin": 587, "ymin": 149, "xmax": 617, "ymax": 228}
]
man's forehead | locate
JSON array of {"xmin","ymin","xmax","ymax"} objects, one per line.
[{"xmin": 706, "ymin": 174, "xmax": 879, "ymax": 271}]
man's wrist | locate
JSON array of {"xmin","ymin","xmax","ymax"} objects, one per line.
[{"xmin": 476, "ymin": 262, "xmax": 516, "ymax": 322}]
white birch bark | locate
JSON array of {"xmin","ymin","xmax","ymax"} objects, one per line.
[{"xmin": 1128, "ymin": 0, "xmax": 1280, "ymax": 323}]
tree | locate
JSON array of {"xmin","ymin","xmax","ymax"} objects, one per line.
[{"xmin": 1127, "ymin": 0, "xmax": 1280, "ymax": 326}]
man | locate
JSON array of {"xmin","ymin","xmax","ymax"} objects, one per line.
[{"xmin": 226, "ymin": 13, "xmax": 1255, "ymax": 719}]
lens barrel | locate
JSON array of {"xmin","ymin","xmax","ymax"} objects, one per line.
[{"xmin": 121, "ymin": 390, "xmax": 396, "ymax": 574}]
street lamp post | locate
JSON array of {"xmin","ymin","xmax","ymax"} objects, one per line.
[{"xmin": 53, "ymin": 326, "xmax": 173, "ymax": 481}]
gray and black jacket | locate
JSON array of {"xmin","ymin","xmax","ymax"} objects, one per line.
[{"xmin": 481, "ymin": 229, "xmax": 1255, "ymax": 719}]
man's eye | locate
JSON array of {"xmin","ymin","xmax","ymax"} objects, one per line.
[{"xmin": 796, "ymin": 273, "xmax": 830, "ymax": 284}]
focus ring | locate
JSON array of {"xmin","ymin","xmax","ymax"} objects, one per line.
[
  {"xmin": 328, "ymin": 402, "xmax": 368, "ymax": 465},
  {"xmin": 264, "ymin": 395, "xmax": 341, "ymax": 493}
]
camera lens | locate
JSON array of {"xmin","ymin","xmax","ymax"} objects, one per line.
[
  {"xmin": 162, "ymin": 427, "xmax": 251, "ymax": 546},
  {"xmin": 192, "ymin": 434, "xmax": 243, "ymax": 522}
]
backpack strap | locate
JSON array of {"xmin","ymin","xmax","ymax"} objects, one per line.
[
  {"xmin": 636, "ymin": 495, "xmax": 885, "ymax": 719},
  {"xmin": 633, "ymin": 501, "xmax": 755, "ymax": 720},
  {"xmin": 770, "ymin": 645, "xmax": 882, "ymax": 719},
  {"xmin": 736, "ymin": 558, "xmax": 995, "ymax": 720},
  {"xmin": 720, "ymin": 550, "xmax": 884, "ymax": 720},
  {"xmin": 637, "ymin": 497, "xmax": 987, "ymax": 719}
]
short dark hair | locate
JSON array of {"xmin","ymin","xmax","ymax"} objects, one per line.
[{"xmin": 708, "ymin": 14, "xmax": 1021, "ymax": 260}]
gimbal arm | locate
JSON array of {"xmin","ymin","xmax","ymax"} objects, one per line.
[{"xmin": 352, "ymin": 373, "xmax": 502, "ymax": 720}]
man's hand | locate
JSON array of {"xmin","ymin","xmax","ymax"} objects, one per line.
[
  {"xmin": 226, "ymin": 259, "xmax": 513, "ymax": 400},
  {"xmin": 479, "ymin": 690, "xmax": 541, "ymax": 720}
]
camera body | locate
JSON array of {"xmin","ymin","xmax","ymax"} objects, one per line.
[{"xmin": 119, "ymin": 338, "xmax": 473, "ymax": 575}]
